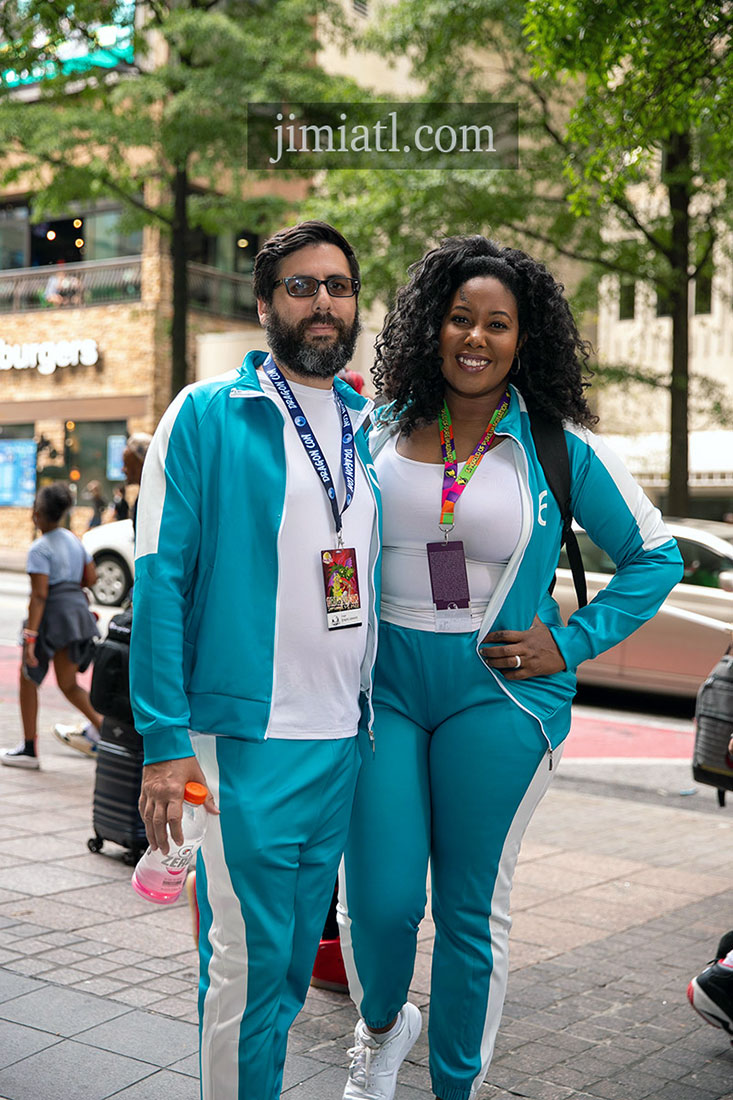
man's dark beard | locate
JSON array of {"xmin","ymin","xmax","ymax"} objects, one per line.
[{"xmin": 265, "ymin": 306, "xmax": 361, "ymax": 380}]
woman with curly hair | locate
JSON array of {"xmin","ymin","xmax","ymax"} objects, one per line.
[{"xmin": 338, "ymin": 236, "xmax": 682, "ymax": 1100}]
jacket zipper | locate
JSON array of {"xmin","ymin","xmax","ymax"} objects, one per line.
[{"xmin": 476, "ymin": 432, "xmax": 555, "ymax": 769}]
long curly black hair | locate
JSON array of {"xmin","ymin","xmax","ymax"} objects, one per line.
[{"xmin": 374, "ymin": 235, "xmax": 597, "ymax": 432}]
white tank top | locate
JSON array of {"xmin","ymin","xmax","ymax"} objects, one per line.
[{"xmin": 375, "ymin": 432, "xmax": 523, "ymax": 631}]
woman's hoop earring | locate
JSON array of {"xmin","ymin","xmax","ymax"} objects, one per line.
[{"xmin": 511, "ymin": 353, "xmax": 521, "ymax": 376}]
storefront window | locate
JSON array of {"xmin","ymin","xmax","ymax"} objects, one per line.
[
  {"xmin": 81, "ymin": 209, "xmax": 143, "ymax": 261},
  {"xmin": 0, "ymin": 205, "xmax": 29, "ymax": 270},
  {"xmin": 188, "ymin": 226, "xmax": 258, "ymax": 273},
  {"xmin": 65, "ymin": 419, "xmax": 128, "ymax": 501},
  {"xmin": 30, "ymin": 207, "xmax": 142, "ymax": 267},
  {"xmin": 0, "ymin": 423, "xmax": 34, "ymax": 440}
]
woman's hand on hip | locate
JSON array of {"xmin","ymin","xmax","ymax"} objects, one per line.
[{"xmin": 479, "ymin": 616, "xmax": 566, "ymax": 679}]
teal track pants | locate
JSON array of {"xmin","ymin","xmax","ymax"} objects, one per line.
[
  {"xmin": 192, "ymin": 733, "xmax": 360, "ymax": 1100},
  {"xmin": 339, "ymin": 623, "xmax": 567, "ymax": 1100}
]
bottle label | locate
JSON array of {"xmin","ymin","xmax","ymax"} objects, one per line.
[{"xmin": 160, "ymin": 844, "xmax": 195, "ymax": 876}]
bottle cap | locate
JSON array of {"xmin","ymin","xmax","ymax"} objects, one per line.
[{"xmin": 184, "ymin": 781, "xmax": 208, "ymax": 804}]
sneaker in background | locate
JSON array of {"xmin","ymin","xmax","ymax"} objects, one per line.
[
  {"xmin": 53, "ymin": 721, "xmax": 99, "ymax": 757},
  {"xmin": 1, "ymin": 743, "xmax": 40, "ymax": 769},
  {"xmin": 688, "ymin": 959, "xmax": 733, "ymax": 1040}
]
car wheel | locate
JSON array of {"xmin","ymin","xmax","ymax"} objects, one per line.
[{"xmin": 92, "ymin": 553, "xmax": 133, "ymax": 607}]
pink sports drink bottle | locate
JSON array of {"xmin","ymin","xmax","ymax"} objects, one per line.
[{"xmin": 131, "ymin": 781, "xmax": 208, "ymax": 904}]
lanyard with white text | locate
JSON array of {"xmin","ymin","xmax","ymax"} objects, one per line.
[{"xmin": 263, "ymin": 355, "xmax": 356, "ymax": 545}]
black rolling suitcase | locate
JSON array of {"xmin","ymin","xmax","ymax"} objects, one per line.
[
  {"xmin": 88, "ymin": 716, "xmax": 147, "ymax": 864},
  {"xmin": 692, "ymin": 652, "xmax": 733, "ymax": 807}
]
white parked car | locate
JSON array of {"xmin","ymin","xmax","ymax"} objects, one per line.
[
  {"xmin": 554, "ymin": 522, "xmax": 733, "ymax": 697},
  {"xmin": 82, "ymin": 519, "xmax": 135, "ymax": 607}
]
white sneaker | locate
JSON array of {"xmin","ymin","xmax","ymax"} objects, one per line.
[
  {"xmin": 53, "ymin": 722, "xmax": 98, "ymax": 757},
  {"xmin": 343, "ymin": 1002, "xmax": 422, "ymax": 1100},
  {"xmin": 1, "ymin": 744, "xmax": 40, "ymax": 769}
]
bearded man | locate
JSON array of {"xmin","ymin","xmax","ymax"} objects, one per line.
[{"xmin": 130, "ymin": 222, "xmax": 380, "ymax": 1100}]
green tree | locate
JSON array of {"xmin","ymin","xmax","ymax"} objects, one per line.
[
  {"xmin": 0, "ymin": 0, "xmax": 358, "ymax": 401},
  {"xmin": 525, "ymin": 0, "xmax": 733, "ymax": 514},
  {"xmin": 309, "ymin": 0, "xmax": 733, "ymax": 513}
]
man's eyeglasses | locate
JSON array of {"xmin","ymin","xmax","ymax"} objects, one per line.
[{"xmin": 273, "ymin": 275, "xmax": 360, "ymax": 298}]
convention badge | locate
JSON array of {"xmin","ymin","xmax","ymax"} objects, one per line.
[
  {"xmin": 321, "ymin": 547, "xmax": 363, "ymax": 629},
  {"xmin": 426, "ymin": 540, "xmax": 472, "ymax": 632}
]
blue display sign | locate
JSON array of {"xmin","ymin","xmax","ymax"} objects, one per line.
[
  {"xmin": 106, "ymin": 435, "xmax": 127, "ymax": 481},
  {"xmin": 0, "ymin": 439, "xmax": 37, "ymax": 507}
]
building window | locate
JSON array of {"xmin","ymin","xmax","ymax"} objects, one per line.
[
  {"xmin": 187, "ymin": 226, "xmax": 258, "ymax": 274},
  {"xmin": 618, "ymin": 280, "xmax": 635, "ymax": 321},
  {"xmin": 0, "ymin": 204, "xmax": 29, "ymax": 270},
  {"xmin": 656, "ymin": 285, "xmax": 673, "ymax": 317},
  {"xmin": 64, "ymin": 419, "xmax": 129, "ymax": 501},
  {"xmin": 30, "ymin": 206, "xmax": 142, "ymax": 267},
  {"xmin": 0, "ymin": 423, "xmax": 34, "ymax": 441},
  {"xmin": 353, "ymin": 0, "xmax": 368, "ymax": 14},
  {"xmin": 694, "ymin": 241, "xmax": 713, "ymax": 315}
]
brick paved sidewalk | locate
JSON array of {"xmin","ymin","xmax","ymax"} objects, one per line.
[{"xmin": 1, "ymin": 673, "xmax": 733, "ymax": 1099}]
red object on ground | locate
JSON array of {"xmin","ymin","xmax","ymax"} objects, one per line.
[
  {"xmin": 564, "ymin": 712, "xmax": 695, "ymax": 759},
  {"xmin": 311, "ymin": 937, "xmax": 349, "ymax": 993}
]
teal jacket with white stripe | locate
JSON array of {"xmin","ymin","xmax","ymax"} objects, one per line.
[
  {"xmin": 370, "ymin": 386, "xmax": 684, "ymax": 754},
  {"xmin": 130, "ymin": 350, "xmax": 382, "ymax": 765}
]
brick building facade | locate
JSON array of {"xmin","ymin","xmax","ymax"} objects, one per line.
[{"xmin": 1, "ymin": 223, "xmax": 261, "ymax": 548}]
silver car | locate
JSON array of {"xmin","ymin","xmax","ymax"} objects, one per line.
[{"xmin": 554, "ymin": 522, "xmax": 733, "ymax": 697}]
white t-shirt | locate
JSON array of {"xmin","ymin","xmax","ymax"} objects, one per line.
[
  {"xmin": 260, "ymin": 372, "xmax": 375, "ymax": 739},
  {"xmin": 376, "ymin": 432, "xmax": 522, "ymax": 631}
]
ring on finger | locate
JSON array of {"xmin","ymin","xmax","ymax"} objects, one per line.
[{"xmin": 514, "ymin": 654, "xmax": 522, "ymax": 669}]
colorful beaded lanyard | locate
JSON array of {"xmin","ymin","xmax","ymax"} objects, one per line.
[{"xmin": 437, "ymin": 390, "xmax": 511, "ymax": 532}]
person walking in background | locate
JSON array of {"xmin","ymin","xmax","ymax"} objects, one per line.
[
  {"xmin": 1, "ymin": 484, "xmax": 101, "ymax": 770},
  {"xmin": 108, "ymin": 486, "xmax": 129, "ymax": 522},
  {"xmin": 121, "ymin": 432, "xmax": 153, "ymax": 530},
  {"xmin": 54, "ymin": 431, "xmax": 152, "ymax": 754},
  {"xmin": 338, "ymin": 235, "xmax": 683, "ymax": 1100},
  {"xmin": 131, "ymin": 221, "xmax": 380, "ymax": 1100},
  {"xmin": 85, "ymin": 480, "xmax": 106, "ymax": 529}
]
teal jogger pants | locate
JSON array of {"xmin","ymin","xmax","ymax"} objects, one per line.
[
  {"xmin": 339, "ymin": 623, "xmax": 567, "ymax": 1100},
  {"xmin": 192, "ymin": 732, "xmax": 360, "ymax": 1100}
]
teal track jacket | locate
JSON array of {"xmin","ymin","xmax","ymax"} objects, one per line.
[
  {"xmin": 130, "ymin": 351, "xmax": 382, "ymax": 765},
  {"xmin": 370, "ymin": 386, "xmax": 684, "ymax": 751}
]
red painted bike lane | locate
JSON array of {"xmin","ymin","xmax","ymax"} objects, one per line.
[{"xmin": 564, "ymin": 710, "xmax": 695, "ymax": 759}]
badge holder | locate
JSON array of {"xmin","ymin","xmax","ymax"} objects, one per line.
[
  {"xmin": 321, "ymin": 543, "xmax": 363, "ymax": 630},
  {"xmin": 427, "ymin": 527, "xmax": 472, "ymax": 632}
]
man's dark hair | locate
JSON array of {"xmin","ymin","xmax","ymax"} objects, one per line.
[
  {"xmin": 253, "ymin": 220, "xmax": 360, "ymax": 305},
  {"xmin": 36, "ymin": 483, "xmax": 73, "ymax": 524}
]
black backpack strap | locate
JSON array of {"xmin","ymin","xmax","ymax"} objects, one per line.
[{"xmin": 529, "ymin": 413, "xmax": 588, "ymax": 609}]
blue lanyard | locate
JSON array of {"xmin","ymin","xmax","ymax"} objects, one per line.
[{"xmin": 263, "ymin": 355, "xmax": 356, "ymax": 541}]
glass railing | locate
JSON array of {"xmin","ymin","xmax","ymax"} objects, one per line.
[
  {"xmin": 0, "ymin": 256, "xmax": 142, "ymax": 312},
  {"xmin": 188, "ymin": 262, "xmax": 256, "ymax": 319},
  {"xmin": 0, "ymin": 256, "xmax": 256, "ymax": 319}
]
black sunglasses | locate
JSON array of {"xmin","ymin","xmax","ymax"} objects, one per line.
[{"xmin": 273, "ymin": 275, "xmax": 360, "ymax": 298}]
